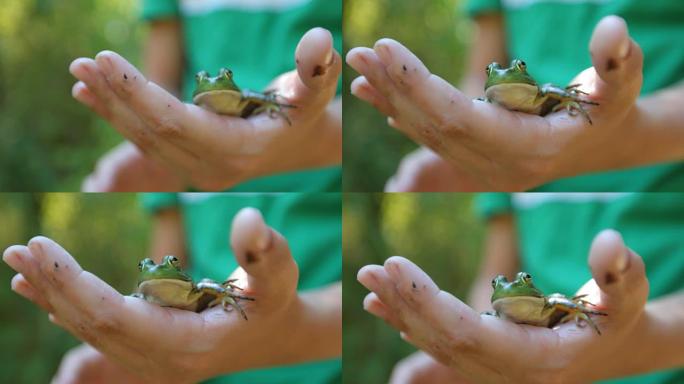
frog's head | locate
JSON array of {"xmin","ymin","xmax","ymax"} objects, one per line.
[
  {"xmin": 490, "ymin": 271, "xmax": 544, "ymax": 302},
  {"xmin": 137, "ymin": 255, "xmax": 192, "ymax": 285},
  {"xmin": 484, "ymin": 59, "xmax": 536, "ymax": 90},
  {"xmin": 192, "ymin": 68, "xmax": 240, "ymax": 97}
]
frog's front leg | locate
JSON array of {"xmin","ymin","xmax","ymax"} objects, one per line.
[
  {"xmin": 241, "ymin": 89, "xmax": 295, "ymax": 125},
  {"xmin": 539, "ymin": 83, "xmax": 599, "ymax": 124}
]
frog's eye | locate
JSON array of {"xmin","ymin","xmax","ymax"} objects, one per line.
[
  {"xmin": 169, "ymin": 256, "xmax": 179, "ymax": 266},
  {"xmin": 491, "ymin": 278, "xmax": 497, "ymax": 288},
  {"xmin": 137, "ymin": 261, "xmax": 144, "ymax": 271},
  {"xmin": 516, "ymin": 60, "xmax": 527, "ymax": 71},
  {"xmin": 485, "ymin": 66, "xmax": 490, "ymax": 75},
  {"xmin": 195, "ymin": 71, "xmax": 208, "ymax": 81},
  {"xmin": 522, "ymin": 273, "xmax": 532, "ymax": 282}
]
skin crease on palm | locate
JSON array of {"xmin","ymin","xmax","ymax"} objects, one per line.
[
  {"xmin": 71, "ymin": 27, "xmax": 342, "ymax": 192},
  {"xmin": 1, "ymin": 208, "xmax": 341, "ymax": 383},
  {"xmin": 357, "ymin": 229, "xmax": 651, "ymax": 383},
  {"xmin": 346, "ymin": 15, "xmax": 646, "ymax": 192}
]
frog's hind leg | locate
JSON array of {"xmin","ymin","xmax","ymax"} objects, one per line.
[
  {"xmin": 222, "ymin": 278, "xmax": 245, "ymax": 291},
  {"xmin": 241, "ymin": 89, "xmax": 296, "ymax": 125},
  {"xmin": 221, "ymin": 296, "xmax": 248, "ymax": 320},
  {"xmin": 561, "ymin": 312, "xmax": 604, "ymax": 335},
  {"xmin": 551, "ymin": 100, "xmax": 595, "ymax": 124},
  {"xmin": 547, "ymin": 294, "xmax": 607, "ymax": 334},
  {"xmin": 540, "ymin": 83, "xmax": 599, "ymax": 124}
]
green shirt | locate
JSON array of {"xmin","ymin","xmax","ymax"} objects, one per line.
[
  {"xmin": 141, "ymin": 192, "xmax": 342, "ymax": 384},
  {"xmin": 142, "ymin": 0, "xmax": 342, "ymax": 192},
  {"xmin": 466, "ymin": 0, "xmax": 684, "ymax": 192},
  {"xmin": 477, "ymin": 192, "xmax": 684, "ymax": 384}
]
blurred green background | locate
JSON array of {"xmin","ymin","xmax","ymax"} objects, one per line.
[
  {"xmin": 342, "ymin": 0, "xmax": 472, "ymax": 191},
  {"xmin": 0, "ymin": 0, "xmax": 141, "ymax": 191},
  {"xmin": 343, "ymin": 193, "xmax": 484, "ymax": 383},
  {"xmin": 0, "ymin": 193, "xmax": 150, "ymax": 383}
]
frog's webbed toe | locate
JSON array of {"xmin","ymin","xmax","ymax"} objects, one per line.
[
  {"xmin": 221, "ymin": 296, "xmax": 252, "ymax": 320},
  {"xmin": 552, "ymin": 100, "xmax": 593, "ymax": 124}
]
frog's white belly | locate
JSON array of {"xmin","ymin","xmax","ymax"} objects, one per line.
[
  {"xmin": 492, "ymin": 296, "xmax": 552, "ymax": 326},
  {"xmin": 136, "ymin": 279, "xmax": 201, "ymax": 311},
  {"xmin": 485, "ymin": 83, "xmax": 544, "ymax": 114},
  {"xmin": 193, "ymin": 90, "xmax": 249, "ymax": 115}
]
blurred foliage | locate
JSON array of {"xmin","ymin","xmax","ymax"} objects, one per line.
[
  {"xmin": 342, "ymin": 0, "xmax": 473, "ymax": 191},
  {"xmin": 0, "ymin": 193, "xmax": 150, "ymax": 383},
  {"xmin": 343, "ymin": 193, "xmax": 484, "ymax": 383},
  {"xmin": 0, "ymin": 0, "xmax": 142, "ymax": 191}
]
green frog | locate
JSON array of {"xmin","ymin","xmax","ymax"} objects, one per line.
[
  {"xmin": 487, "ymin": 272, "xmax": 606, "ymax": 334},
  {"xmin": 192, "ymin": 68, "xmax": 294, "ymax": 124},
  {"xmin": 481, "ymin": 59, "xmax": 598, "ymax": 124},
  {"xmin": 132, "ymin": 255, "xmax": 254, "ymax": 320}
]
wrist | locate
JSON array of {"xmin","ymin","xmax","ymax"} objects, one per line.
[
  {"xmin": 251, "ymin": 97, "xmax": 341, "ymax": 179},
  {"xmin": 289, "ymin": 284, "xmax": 342, "ymax": 360},
  {"xmin": 546, "ymin": 100, "xmax": 643, "ymax": 180}
]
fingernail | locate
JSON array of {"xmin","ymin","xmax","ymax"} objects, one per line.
[
  {"xmin": 324, "ymin": 46, "xmax": 334, "ymax": 67},
  {"xmin": 256, "ymin": 228, "xmax": 273, "ymax": 252},
  {"xmin": 97, "ymin": 55, "xmax": 113, "ymax": 75},
  {"xmin": 616, "ymin": 246, "xmax": 629, "ymax": 272},
  {"xmin": 374, "ymin": 43, "xmax": 390, "ymax": 62},
  {"xmin": 618, "ymin": 38, "xmax": 631, "ymax": 59},
  {"xmin": 3, "ymin": 248, "xmax": 24, "ymax": 270}
]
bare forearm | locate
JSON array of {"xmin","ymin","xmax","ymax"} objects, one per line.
[
  {"xmin": 555, "ymin": 83, "xmax": 684, "ymax": 178},
  {"xmin": 593, "ymin": 292, "xmax": 684, "ymax": 380},
  {"xmin": 631, "ymin": 292, "xmax": 684, "ymax": 372},
  {"xmin": 256, "ymin": 96, "xmax": 342, "ymax": 177},
  {"xmin": 309, "ymin": 97, "xmax": 342, "ymax": 167},
  {"xmin": 289, "ymin": 282, "xmax": 342, "ymax": 360},
  {"xmin": 629, "ymin": 84, "xmax": 684, "ymax": 165}
]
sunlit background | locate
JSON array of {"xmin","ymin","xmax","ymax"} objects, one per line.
[
  {"xmin": 0, "ymin": 0, "xmax": 141, "ymax": 190},
  {"xmin": 343, "ymin": 0, "xmax": 472, "ymax": 191},
  {"xmin": 0, "ymin": 193, "xmax": 150, "ymax": 383},
  {"xmin": 343, "ymin": 193, "xmax": 484, "ymax": 383}
]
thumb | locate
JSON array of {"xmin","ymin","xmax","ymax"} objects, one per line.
[
  {"xmin": 229, "ymin": 208, "xmax": 299, "ymax": 298},
  {"xmin": 588, "ymin": 229, "xmax": 649, "ymax": 319},
  {"xmin": 293, "ymin": 27, "xmax": 341, "ymax": 99},
  {"xmin": 588, "ymin": 15, "xmax": 643, "ymax": 102}
]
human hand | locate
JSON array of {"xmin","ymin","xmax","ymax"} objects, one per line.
[
  {"xmin": 4, "ymin": 208, "xmax": 302, "ymax": 383},
  {"xmin": 358, "ymin": 229, "xmax": 649, "ymax": 383},
  {"xmin": 81, "ymin": 141, "xmax": 185, "ymax": 192},
  {"xmin": 389, "ymin": 351, "xmax": 469, "ymax": 384},
  {"xmin": 348, "ymin": 16, "xmax": 643, "ymax": 191},
  {"xmin": 71, "ymin": 28, "xmax": 341, "ymax": 191},
  {"xmin": 52, "ymin": 344, "xmax": 146, "ymax": 384},
  {"xmin": 384, "ymin": 147, "xmax": 483, "ymax": 192}
]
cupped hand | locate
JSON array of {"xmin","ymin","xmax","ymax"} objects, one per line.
[
  {"xmin": 358, "ymin": 229, "xmax": 649, "ymax": 383},
  {"xmin": 348, "ymin": 15, "xmax": 643, "ymax": 191},
  {"xmin": 3, "ymin": 208, "xmax": 300, "ymax": 383},
  {"xmin": 72, "ymin": 27, "xmax": 341, "ymax": 191}
]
